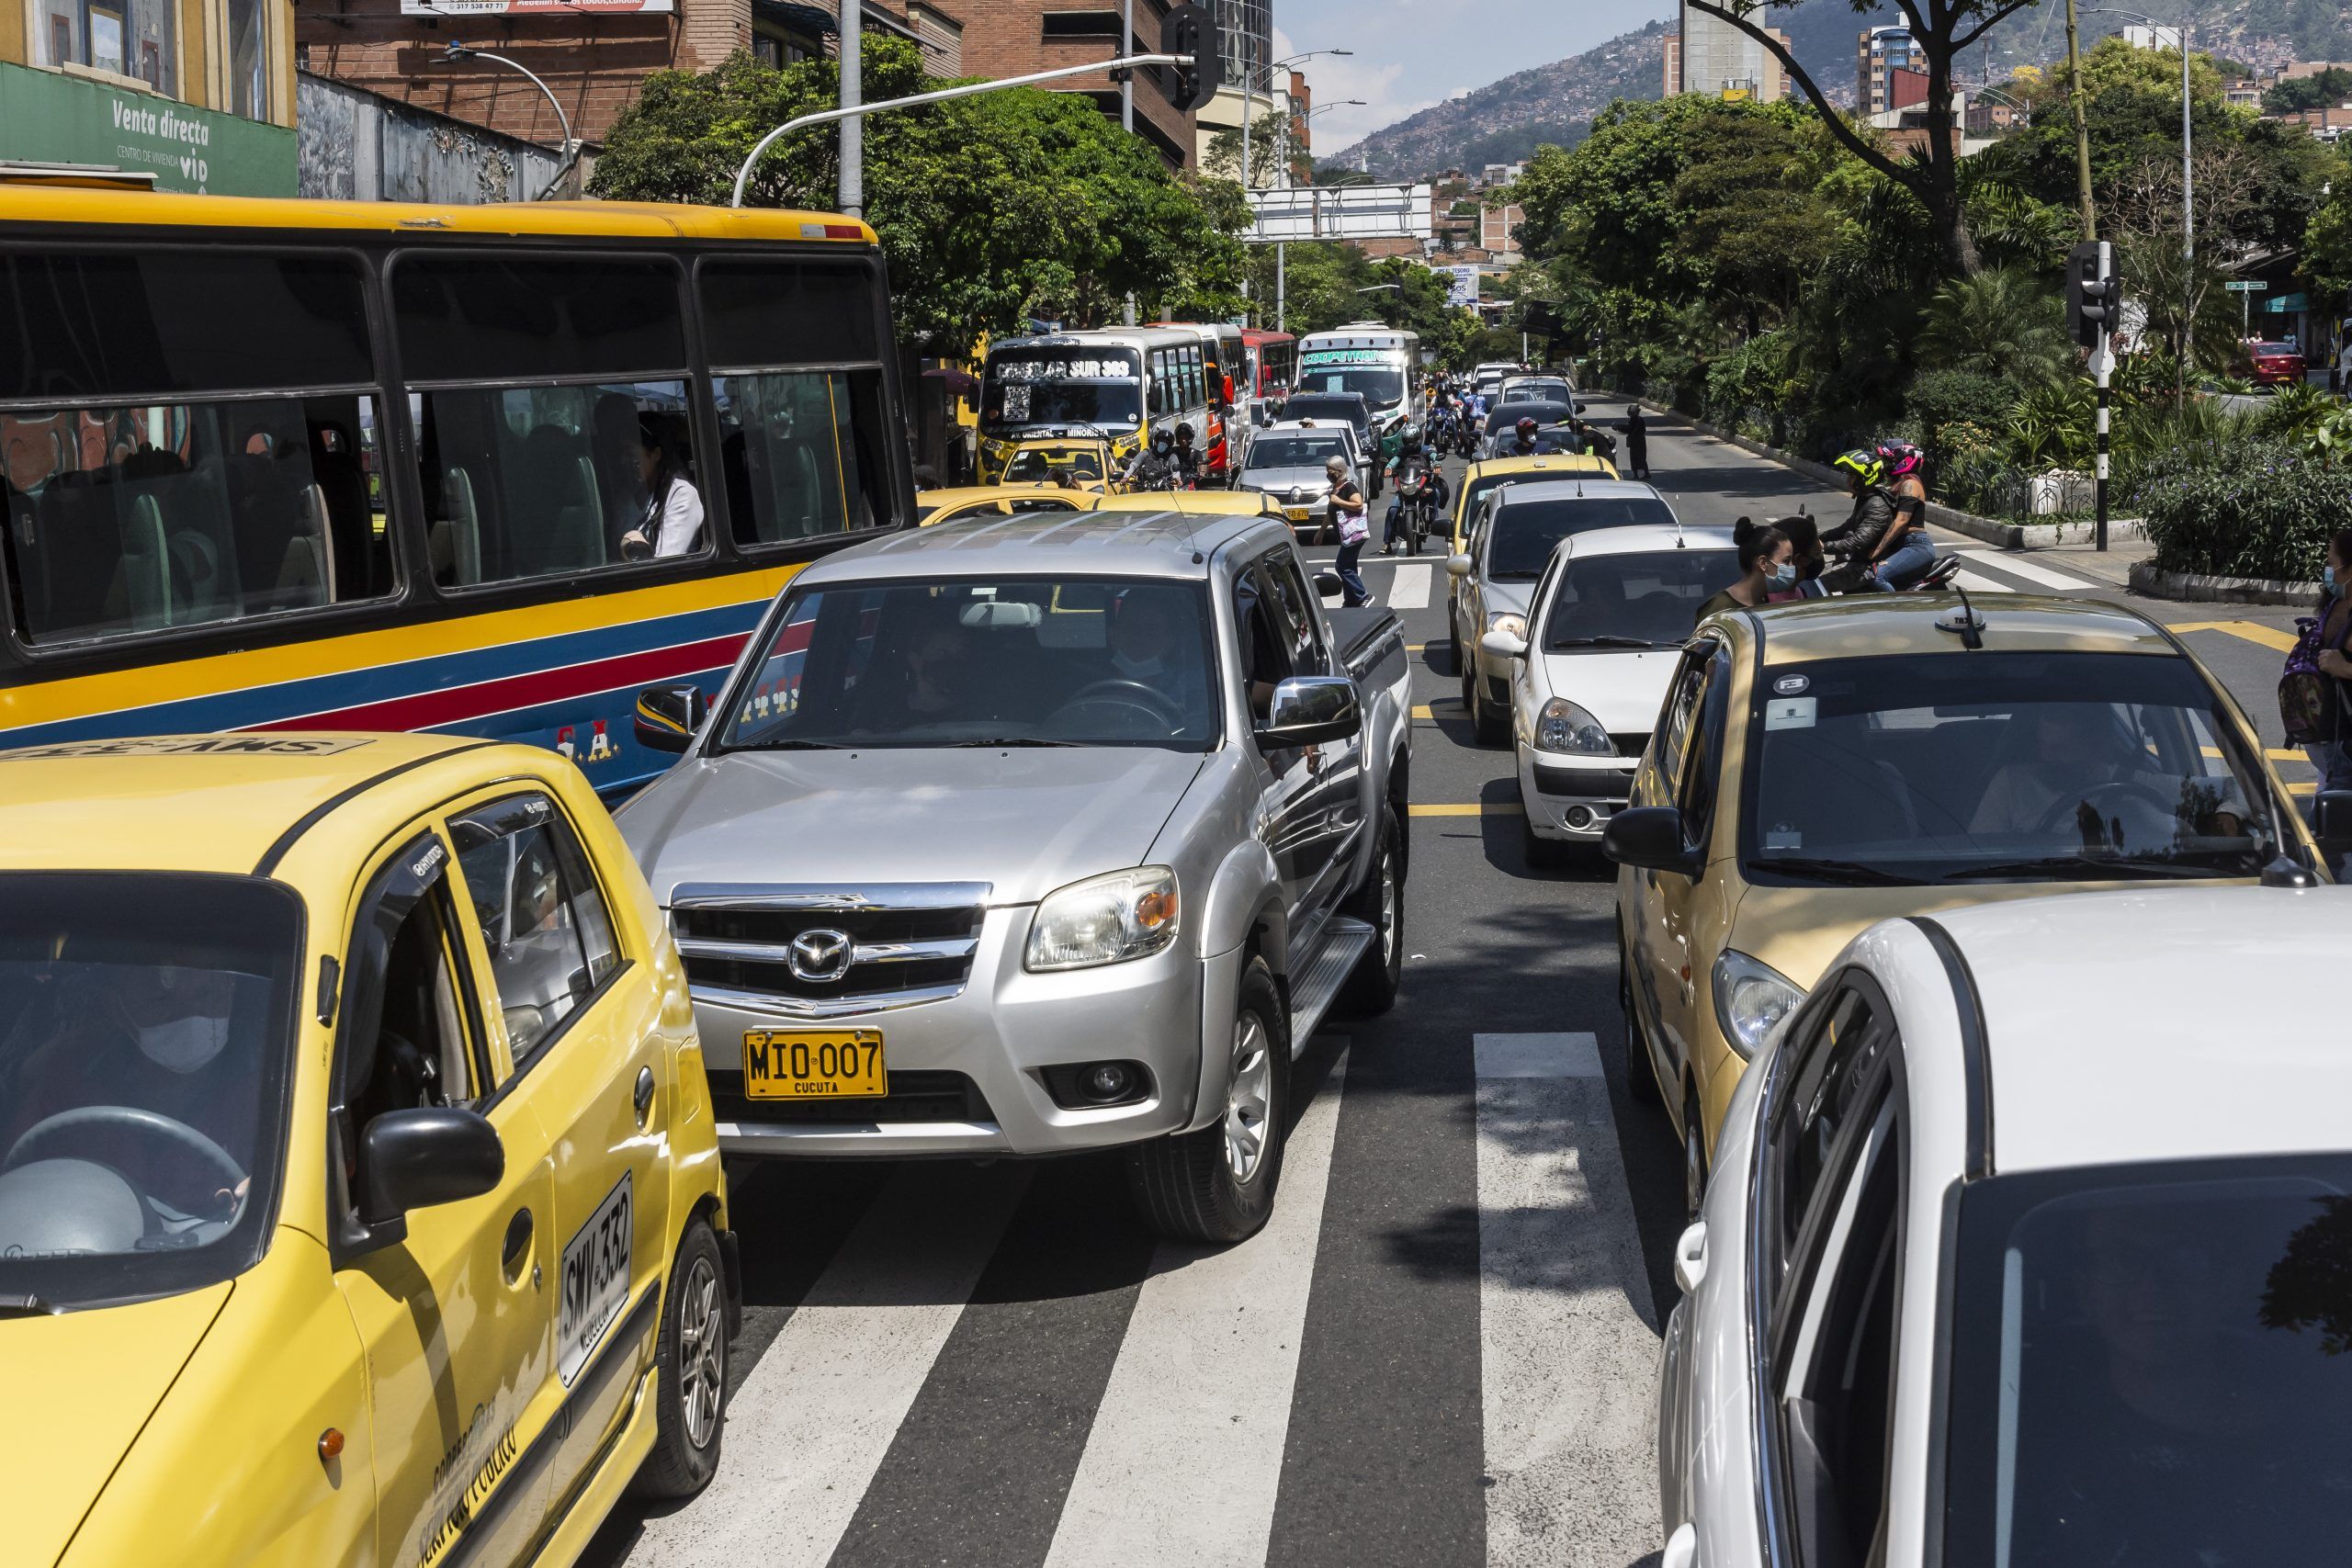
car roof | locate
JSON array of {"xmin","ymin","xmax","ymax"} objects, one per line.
[
  {"xmin": 1258, "ymin": 422, "xmax": 1355, "ymax": 439},
  {"xmin": 0, "ymin": 732, "xmax": 497, "ymax": 875},
  {"xmin": 1557, "ymin": 523, "xmax": 1735, "ymax": 558},
  {"xmin": 1492, "ymin": 478, "xmax": 1666, "ymax": 505},
  {"xmin": 1724, "ymin": 592, "xmax": 2174, "ymax": 664},
  {"xmin": 1920, "ymin": 888, "xmax": 2352, "ymax": 1171},
  {"xmin": 1464, "ymin": 454, "xmax": 1614, "ymax": 480},
  {"xmin": 821, "ymin": 508, "xmax": 1274, "ymax": 581}
]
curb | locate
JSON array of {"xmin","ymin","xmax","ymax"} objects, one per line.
[
  {"xmin": 2126, "ymin": 561, "xmax": 2321, "ymax": 606},
  {"xmin": 1612, "ymin": 395, "xmax": 2145, "ymax": 548}
]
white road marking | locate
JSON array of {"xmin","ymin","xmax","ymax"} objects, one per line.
[
  {"xmin": 1952, "ymin": 570, "xmax": 2008, "ymax": 593},
  {"xmin": 616, "ymin": 1166, "xmax": 1030, "ymax": 1568},
  {"xmin": 1043, "ymin": 1053, "xmax": 1351, "ymax": 1568},
  {"xmin": 1387, "ymin": 561, "xmax": 1433, "ymax": 608},
  {"xmin": 1474, "ymin": 1032, "xmax": 1661, "ymax": 1568},
  {"xmin": 1958, "ymin": 548, "xmax": 2090, "ymax": 592}
]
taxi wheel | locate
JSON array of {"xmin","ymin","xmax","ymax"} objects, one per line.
[
  {"xmin": 1128, "ymin": 956, "xmax": 1289, "ymax": 1244},
  {"xmin": 630, "ymin": 1221, "xmax": 729, "ymax": 1500},
  {"xmin": 1617, "ymin": 937, "xmax": 1661, "ymax": 1106}
]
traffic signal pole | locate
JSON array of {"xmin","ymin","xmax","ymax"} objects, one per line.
[{"xmin": 2067, "ymin": 239, "xmax": 2117, "ymax": 550}]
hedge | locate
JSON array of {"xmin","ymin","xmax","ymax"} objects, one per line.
[{"xmin": 2132, "ymin": 440, "xmax": 2352, "ymax": 581}]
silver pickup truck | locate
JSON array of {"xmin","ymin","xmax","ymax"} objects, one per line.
[{"xmin": 616, "ymin": 509, "xmax": 1412, "ymax": 1243}]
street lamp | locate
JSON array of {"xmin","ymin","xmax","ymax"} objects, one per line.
[
  {"xmin": 2086, "ymin": 6, "xmax": 2195, "ymax": 382},
  {"xmin": 1244, "ymin": 49, "xmax": 1351, "ymax": 194},
  {"xmin": 1272, "ymin": 98, "xmax": 1364, "ymax": 333},
  {"xmin": 436, "ymin": 42, "xmax": 578, "ymax": 200}
]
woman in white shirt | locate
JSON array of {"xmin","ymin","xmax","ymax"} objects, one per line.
[{"xmin": 621, "ymin": 412, "xmax": 704, "ymax": 559}]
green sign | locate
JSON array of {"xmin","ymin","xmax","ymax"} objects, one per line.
[
  {"xmin": 1301, "ymin": 349, "xmax": 1398, "ymax": 366},
  {"xmin": 2267, "ymin": 292, "xmax": 2310, "ymax": 314},
  {"xmin": 0, "ymin": 62, "xmax": 295, "ymax": 197},
  {"xmin": 2225, "ymin": 280, "xmax": 2269, "ymax": 292}
]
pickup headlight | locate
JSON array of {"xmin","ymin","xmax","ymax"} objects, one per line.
[
  {"xmin": 1534, "ymin": 697, "xmax": 1612, "ymax": 755},
  {"xmin": 1487, "ymin": 612, "xmax": 1527, "ymax": 641},
  {"xmin": 1025, "ymin": 866, "xmax": 1181, "ymax": 972},
  {"xmin": 1711, "ymin": 950, "xmax": 1804, "ymax": 1061}
]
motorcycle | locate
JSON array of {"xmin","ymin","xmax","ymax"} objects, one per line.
[{"xmin": 1386, "ymin": 468, "xmax": 1440, "ymax": 556}]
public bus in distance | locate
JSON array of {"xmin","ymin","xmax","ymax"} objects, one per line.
[
  {"xmin": 1296, "ymin": 324, "xmax": 1422, "ymax": 443},
  {"xmin": 1150, "ymin": 321, "xmax": 1245, "ymax": 483},
  {"xmin": 1241, "ymin": 328, "xmax": 1296, "ymax": 409},
  {"xmin": 0, "ymin": 185, "xmax": 910, "ymax": 794},
  {"xmin": 977, "ymin": 328, "xmax": 1208, "ymax": 484}
]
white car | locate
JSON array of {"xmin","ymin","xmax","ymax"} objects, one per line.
[
  {"xmin": 1476, "ymin": 524, "xmax": 1737, "ymax": 864},
  {"xmin": 1445, "ymin": 478, "xmax": 1684, "ymax": 746},
  {"xmin": 1657, "ymin": 886, "xmax": 2352, "ymax": 1568}
]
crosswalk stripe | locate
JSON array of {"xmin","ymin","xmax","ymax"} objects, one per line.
[
  {"xmin": 1388, "ymin": 562, "xmax": 1434, "ymax": 608},
  {"xmin": 1473, "ymin": 1033, "xmax": 1661, "ymax": 1568},
  {"xmin": 617, "ymin": 1167, "xmax": 1032, "ymax": 1567},
  {"xmin": 1957, "ymin": 548, "xmax": 2091, "ymax": 592},
  {"xmin": 1044, "ymin": 1054, "xmax": 1352, "ymax": 1568},
  {"xmin": 1951, "ymin": 570, "xmax": 2007, "ymax": 593}
]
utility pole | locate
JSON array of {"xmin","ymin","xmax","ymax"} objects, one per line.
[
  {"xmin": 1123, "ymin": 0, "xmax": 1136, "ymax": 324},
  {"xmin": 1240, "ymin": 30, "xmax": 1253, "ymax": 321},
  {"xmin": 2064, "ymin": 0, "xmax": 2096, "ymax": 239},
  {"xmin": 2180, "ymin": 16, "xmax": 2194, "ymax": 398},
  {"xmin": 839, "ymin": 0, "xmax": 862, "ymax": 218}
]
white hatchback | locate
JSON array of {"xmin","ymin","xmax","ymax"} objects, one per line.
[
  {"xmin": 1657, "ymin": 886, "xmax": 2352, "ymax": 1568},
  {"xmin": 1476, "ymin": 523, "xmax": 1737, "ymax": 864}
]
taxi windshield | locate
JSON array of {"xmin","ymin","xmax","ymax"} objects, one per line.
[
  {"xmin": 1945, "ymin": 1156, "xmax": 2352, "ymax": 1563},
  {"xmin": 0, "ymin": 874, "xmax": 300, "ymax": 1311},
  {"xmin": 719, "ymin": 577, "xmax": 1218, "ymax": 752},
  {"xmin": 1741, "ymin": 651, "xmax": 2284, "ymax": 886}
]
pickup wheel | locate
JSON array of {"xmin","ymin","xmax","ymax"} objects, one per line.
[
  {"xmin": 1127, "ymin": 956, "xmax": 1288, "ymax": 1244},
  {"xmin": 1336, "ymin": 805, "xmax": 1404, "ymax": 1017},
  {"xmin": 628, "ymin": 1219, "xmax": 729, "ymax": 1500}
]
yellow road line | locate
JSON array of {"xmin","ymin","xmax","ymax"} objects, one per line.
[
  {"xmin": 1408, "ymin": 803, "xmax": 1524, "ymax": 817},
  {"xmin": 2204, "ymin": 745, "xmax": 2312, "ymax": 763},
  {"xmin": 1407, "ymin": 643, "xmax": 1427, "ymax": 653},
  {"xmin": 2170, "ymin": 619, "xmax": 2298, "ymax": 652}
]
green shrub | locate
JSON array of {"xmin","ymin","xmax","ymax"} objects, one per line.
[{"xmin": 2132, "ymin": 440, "xmax": 2352, "ymax": 581}]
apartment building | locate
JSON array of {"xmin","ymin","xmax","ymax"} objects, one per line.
[
  {"xmin": 1858, "ymin": 24, "xmax": 1926, "ymax": 116},
  {"xmin": 1670, "ymin": 5, "xmax": 1787, "ymax": 100}
]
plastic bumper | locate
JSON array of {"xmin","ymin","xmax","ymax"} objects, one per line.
[{"xmin": 1516, "ymin": 743, "xmax": 1638, "ymax": 840}]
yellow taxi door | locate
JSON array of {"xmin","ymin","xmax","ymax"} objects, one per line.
[
  {"xmin": 443, "ymin": 789, "xmax": 672, "ymax": 1524},
  {"xmin": 1646, "ymin": 641, "xmax": 1734, "ymax": 1121},
  {"xmin": 326, "ymin": 827, "xmax": 562, "ymax": 1568}
]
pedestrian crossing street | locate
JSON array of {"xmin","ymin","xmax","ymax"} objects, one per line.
[{"xmin": 585, "ymin": 1031, "xmax": 1664, "ymax": 1568}]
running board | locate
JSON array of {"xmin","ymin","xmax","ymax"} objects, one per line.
[{"xmin": 1286, "ymin": 915, "xmax": 1376, "ymax": 1056}]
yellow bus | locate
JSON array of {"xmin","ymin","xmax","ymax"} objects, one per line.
[{"xmin": 0, "ymin": 185, "xmax": 910, "ymax": 794}]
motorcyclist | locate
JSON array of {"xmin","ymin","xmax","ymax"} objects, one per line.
[
  {"xmin": 1819, "ymin": 448, "xmax": 1909, "ymax": 591},
  {"xmin": 1500, "ymin": 416, "xmax": 1544, "ymax": 459},
  {"xmin": 1170, "ymin": 421, "xmax": 1203, "ymax": 490},
  {"xmin": 1382, "ymin": 426, "xmax": 1443, "ymax": 556},
  {"xmin": 1122, "ymin": 424, "xmax": 1182, "ymax": 491},
  {"xmin": 1870, "ymin": 440, "xmax": 1936, "ymax": 589}
]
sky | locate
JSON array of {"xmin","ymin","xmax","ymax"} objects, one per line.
[{"xmin": 1271, "ymin": 0, "xmax": 1677, "ymax": 152}]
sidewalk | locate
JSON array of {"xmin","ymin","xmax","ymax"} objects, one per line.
[{"xmin": 2013, "ymin": 532, "xmax": 2154, "ymax": 591}]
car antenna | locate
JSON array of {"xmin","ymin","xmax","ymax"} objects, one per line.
[{"xmin": 1935, "ymin": 585, "xmax": 1986, "ymax": 649}]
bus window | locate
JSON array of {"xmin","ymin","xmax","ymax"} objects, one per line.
[
  {"xmin": 697, "ymin": 260, "xmax": 881, "ymax": 366},
  {"xmin": 393, "ymin": 256, "xmax": 696, "ymax": 588},
  {"xmin": 1, "ymin": 393, "xmax": 390, "ymax": 644},
  {"xmin": 711, "ymin": 369, "xmax": 889, "ymax": 547}
]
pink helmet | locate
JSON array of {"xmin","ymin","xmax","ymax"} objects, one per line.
[{"xmin": 1878, "ymin": 440, "xmax": 1924, "ymax": 480}]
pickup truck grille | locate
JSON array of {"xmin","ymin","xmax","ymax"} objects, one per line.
[{"xmin": 670, "ymin": 882, "xmax": 989, "ymax": 1018}]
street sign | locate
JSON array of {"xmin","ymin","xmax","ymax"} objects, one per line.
[
  {"xmin": 2225, "ymin": 280, "xmax": 2269, "ymax": 292},
  {"xmin": 1246, "ymin": 184, "xmax": 1433, "ymax": 242}
]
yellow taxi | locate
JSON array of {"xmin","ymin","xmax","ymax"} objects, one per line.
[
  {"xmin": 997, "ymin": 434, "xmax": 1124, "ymax": 493},
  {"xmin": 0, "ymin": 734, "xmax": 732, "ymax": 1568},
  {"xmin": 915, "ymin": 483, "xmax": 1102, "ymax": 525},
  {"xmin": 1094, "ymin": 488, "xmax": 1289, "ymax": 519},
  {"xmin": 1603, "ymin": 595, "xmax": 2327, "ymax": 1215}
]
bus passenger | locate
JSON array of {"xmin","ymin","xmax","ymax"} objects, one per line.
[{"xmin": 621, "ymin": 413, "xmax": 704, "ymax": 559}]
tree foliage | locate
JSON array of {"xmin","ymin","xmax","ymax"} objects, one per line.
[
  {"xmin": 2265, "ymin": 66, "xmax": 2352, "ymax": 114},
  {"xmin": 589, "ymin": 40, "xmax": 1249, "ymax": 351}
]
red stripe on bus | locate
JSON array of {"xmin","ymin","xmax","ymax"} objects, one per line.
[{"xmin": 255, "ymin": 633, "xmax": 751, "ymax": 734}]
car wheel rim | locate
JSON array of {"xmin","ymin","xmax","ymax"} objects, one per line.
[
  {"xmin": 1224, "ymin": 1013, "xmax": 1272, "ymax": 1184},
  {"xmin": 676, "ymin": 1255, "xmax": 726, "ymax": 1450},
  {"xmin": 1379, "ymin": 850, "xmax": 1399, "ymax": 970}
]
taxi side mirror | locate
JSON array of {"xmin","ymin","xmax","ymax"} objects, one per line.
[
  {"xmin": 359, "ymin": 1107, "xmax": 503, "ymax": 1230},
  {"xmin": 2314, "ymin": 790, "xmax": 2352, "ymax": 857},
  {"xmin": 1603, "ymin": 806, "xmax": 1702, "ymax": 878},
  {"xmin": 635, "ymin": 681, "xmax": 709, "ymax": 753}
]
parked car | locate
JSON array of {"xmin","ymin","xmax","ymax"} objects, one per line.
[
  {"xmin": 620, "ymin": 509, "xmax": 1413, "ymax": 1244},
  {"xmin": 1479, "ymin": 525, "xmax": 1741, "ymax": 864},
  {"xmin": 1236, "ymin": 422, "xmax": 1371, "ymax": 540},
  {"xmin": 0, "ymin": 734, "xmax": 735, "ymax": 1568},
  {"xmin": 2248, "ymin": 339, "xmax": 2306, "ymax": 386},
  {"xmin": 1657, "ymin": 886, "xmax": 2352, "ymax": 1568},
  {"xmin": 1445, "ymin": 478, "xmax": 1684, "ymax": 743},
  {"xmin": 1605, "ymin": 592, "xmax": 2330, "ymax": 1218}
]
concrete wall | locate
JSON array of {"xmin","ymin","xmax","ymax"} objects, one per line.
[{"xmin": 297, "ymin": 70, "xmax": 567, "ymax": 203}]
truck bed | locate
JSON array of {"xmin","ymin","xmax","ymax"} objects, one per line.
[{"xmin": 1327, "ymin": 605, "xmax": 1404, "ymax": 676}]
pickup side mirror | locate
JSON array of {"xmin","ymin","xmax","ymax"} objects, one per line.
[
  {"xmin": 635, "ymin": 681, "xmax": 709, "ymax": 753},
  {"xmin": 1446, "ymin": 553, "xmax": 1474, "ymax": 579},
  {"xmin": 2314, "ymin": 790, "xmax": 2352, "ymax": 861},
  {"xmin": 1602, "ymin": 806, "xmax": 1702, "ymax": 877},
  {"xmin": 359, "ymin": 1107, "xmax": 503, "ymax": 1229},
  {"xmin": 1258, "ymin": 674, "xmax": 1361, "ymax": 748},
  {"xmin": 1480, "ymin": 628, "xmax": 1528, "ymax": 661},
  {"xmin": 1313, "ymin": 568, "xmax": 1346, "ymax": 599}
]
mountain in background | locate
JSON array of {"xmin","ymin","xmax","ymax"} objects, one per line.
[{"xmin": 1326, "ymin": 0, "xmax": 2342, "ymax": 183}]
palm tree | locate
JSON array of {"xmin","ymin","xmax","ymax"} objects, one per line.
[{"xmin": 1916, "ymin": 269, "xmax": 2071, "ymax": 385}]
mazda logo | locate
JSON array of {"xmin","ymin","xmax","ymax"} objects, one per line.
[{"xmin": 786, "ymin": 928, "xmax": 854, "ymax": 983}]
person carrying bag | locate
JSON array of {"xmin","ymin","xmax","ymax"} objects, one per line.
[
  {"xmin": 2282, "ymin": 530, "xmax": 2352, "ymax": 794},
  {"xmin": 1327, "ymin": 456, "xmax": 1373, "ymax": 607}
]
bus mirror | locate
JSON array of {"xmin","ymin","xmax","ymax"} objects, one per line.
[{"xmin": 635, "ymin": 682, "xmax": 708, "ymax": 753}]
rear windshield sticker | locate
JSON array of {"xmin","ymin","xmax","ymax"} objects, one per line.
[
  {"xmin": 4, "ymin": 736, "xmax": 377, "ymax": 760},
  {"xmin": 1764, "ymin": 696, "xmax": 1816, "ymax": 731},
  {"xmin": 1772, "ymin": 673, "xmax": 1811, "ymax": 696}
]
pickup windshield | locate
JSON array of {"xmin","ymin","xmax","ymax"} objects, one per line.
[
  {"xmin": 1543, "ymin": 549, "xmax": 1739, "ymax": 649},
  {"xmin": 0, "ymin": 874, "xmax": 300, "ymax": 1310},
  {"xmin": 720, "ymin": 577, "xmax": 1218, "ymax": 751},
  {"xmin": 1741, "ymin": 651, "xmax": 2284, "ymax": 886}
]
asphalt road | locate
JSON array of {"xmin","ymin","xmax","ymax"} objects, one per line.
[{"xmin": 582, "ymin": 400, "xmax": 2304, "ymax": 1568}]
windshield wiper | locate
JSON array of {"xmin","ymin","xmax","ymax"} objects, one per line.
[
  {"xmin": 0, "ymin": 1293, "xmax": 59, "ymax": 1317},
  {"xmin": 1747, "ymin": 856, "xmax": 1914, "ymax": 886},
  {"xmin": 1942, "ymin": 854, "xmax": 2212, "ymax": 883},
  {"xmin": 946, "ymin": 737, "xmax": 1085, "ymax": 748},
  {"xmin": 1548, "ymin": 635, "xmax": 1662, "ymax": 649}
]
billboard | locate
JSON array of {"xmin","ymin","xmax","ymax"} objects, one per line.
[
  {"xmin": 1246, "ymin": 183, "xmax": 1433, "ymax": 243},
  {"xmin": 1440, "ymin": 265, "xmax": 1480, "ymax": 307}
]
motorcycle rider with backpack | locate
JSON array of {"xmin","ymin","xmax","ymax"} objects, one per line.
[{"xmin": 1122, "ymin": 423, "xmax": 1183, "ymax": 491}]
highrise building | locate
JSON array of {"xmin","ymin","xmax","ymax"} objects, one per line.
[
  {"xmin": 1858, "ymin": 25, "xmax": 1929, "ymax": 116},
  {"xmin": 1672, "ymin": 4, "xmax": 1788, "ymax": 100},
  {"xmin": 1217, "ymin": 0, "xmax": 1273, "ymax": 97}
]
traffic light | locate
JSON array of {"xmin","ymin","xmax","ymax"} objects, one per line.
[
  {"xmin": 1159, "ymin": 3, "xmax": 1222, "ymax": 114},
  {"xmin": 2066, "ymin": 240, "xmax": 2116, "ymax": 350}
]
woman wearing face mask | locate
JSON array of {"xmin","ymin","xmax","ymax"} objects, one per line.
[
  {"xmin": 1695, "ymin": 519, "xmax": 1792, "ymax": 624},
  {"xmin": 2308, "ymin": 529, "xmax": 2352, "ymax": 795}
]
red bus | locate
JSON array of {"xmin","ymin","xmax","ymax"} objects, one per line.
[{"xmin": 1242, "ymin": 329, "xmax": 1297, "ymax": 406}]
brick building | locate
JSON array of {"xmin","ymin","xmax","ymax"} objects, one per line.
[{"xmin": 952, "ymin": 0, "xmax": 1196, "ymax": 165}]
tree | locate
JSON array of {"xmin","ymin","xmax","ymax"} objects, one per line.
[
  {"xmin": 2110, "ymin": 142, "xmax": 2268, "ymax": 378},
  {"xmin": 590, "ymin": 41, "xmax": 1248, "ymax": 350},
  {"xmin": 1203, "ymin": 109, "xmax": 1311, "ymax": 189},
  {"xmin": 1915, "ymin": 268, "xmax": 2070, "ymax": 383},
  {"xmin": 1685, "ymin": 0, "xmax": 2050, "ymax": 275},
  {"xmin": 2265, "ymin": 67, "xmax": 2352, "ymax": 115}
]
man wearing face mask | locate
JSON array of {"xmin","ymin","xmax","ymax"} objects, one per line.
[{"xmin": 1104, "ymin": 592, "xmax": 1208, "ymax": 736}]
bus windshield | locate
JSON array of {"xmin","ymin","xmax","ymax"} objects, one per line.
[
  {"xmin": 982, "ymin": 350, "xmax": 1144, "ymax": 432},
  {"xmin": 1298, "ymin": 365, "xmax": 1404, "ymax": 409}
]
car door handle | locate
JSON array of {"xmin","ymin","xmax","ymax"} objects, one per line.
[
  {"xmin": 633, "ymin": 1065, "xmax": 656, "ymax": 1125},
  {"xmin": 502, "ymin": 1208, "xmax": 533, "ymax": 1275}
]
